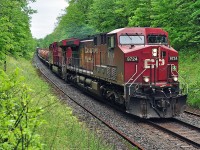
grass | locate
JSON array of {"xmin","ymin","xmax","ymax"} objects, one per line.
[
  {"xmin": 2, "ymin": 55, "xmax": 113, "ymax": 150},
  {"xmin": 179, "ymin": 49, "xmax": 200, "ymax": 108}
]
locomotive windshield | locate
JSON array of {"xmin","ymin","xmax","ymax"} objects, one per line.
[
  {"xmin": 147, "ymin": 35, "xmax": 168, "ymax": 45},
  {"xmin": 119, "ymin": 35, "xmax": 145, "ymax": 45}
]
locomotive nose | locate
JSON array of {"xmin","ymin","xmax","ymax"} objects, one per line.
[{"xmin": 128, "ymin": 94, "xmax": 187, "ymax": 118}]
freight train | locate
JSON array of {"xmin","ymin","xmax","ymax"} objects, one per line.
[{"xmin": 37, "ymin": 27, "xmax": 187, "ymax": 118}]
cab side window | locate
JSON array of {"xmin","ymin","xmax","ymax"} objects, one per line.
[
  {"xmin": 108, "ymin": 35, "xmax": 115, "ymax": 49},
  {"xmin": 162, "ymin": 51, "xmax": 166, "ymax": 58}
]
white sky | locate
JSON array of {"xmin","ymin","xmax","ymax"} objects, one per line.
[{"xmin": 29, "ymin": 0, "xmax": 68, "ymax": 39}]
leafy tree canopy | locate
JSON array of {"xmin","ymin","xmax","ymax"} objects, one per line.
[{"xmin": 0, "ymin": 0, "xmax": 36, "ymax": 60}]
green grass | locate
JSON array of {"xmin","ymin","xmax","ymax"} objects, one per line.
[
  {"xmin": 179, "ymin": 49, "xmax": 200, "ymax": 108},
  {"xmin": 2, "ymin": 55, "xmax": 113, "ymax": 150}
]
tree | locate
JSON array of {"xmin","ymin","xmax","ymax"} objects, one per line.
[
  {"xmin": 189, "ymin": 0, "xmax": 200, "ymax": 49},
  {"xmin": 0, "ymin": 0, "xmax": 36, "ymax": 61},
  {"xmin": 151, "ymin": 0, "xmax": 198, "ymax": 50},
  {"xmin": 0, "ymin": 69, "xmax": 43, "ymax": 149},
  {"xmin": 88, "ymin": 0, "xmax": 117, "ymax": 32},
  {"xmin": 128, "ymin": 0, "xmax": 152, "ymax": 27}
]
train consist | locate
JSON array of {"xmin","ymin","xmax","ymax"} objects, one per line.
[{"xmin": 37, "ymin": 27, "xmax": 187, "ymax": 118}]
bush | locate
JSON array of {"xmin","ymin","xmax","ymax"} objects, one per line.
[
  {"xmin": 0, "ymin": 68, "xmax": 43, "ymax": 150},
  {"xmin": 179, "ymin": 50, "xmax": 200, "ymax": 108},
  {"xmin": 1, "ymin": 56, "xmax": 113, "ymax": 150}
]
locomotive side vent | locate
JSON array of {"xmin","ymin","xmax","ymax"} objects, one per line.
[
  {"xmin": 111, "ymin": 67, "xmax": 117, "ymax": 80},
  {"xmin": 106, "ymin": 67, "xmax": 117, "ymax": 81},
  {"xmin": 107, "ymin": 67, "xmax": 111, "ymax": 78}
]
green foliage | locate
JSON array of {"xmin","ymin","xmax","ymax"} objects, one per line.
[
  {"xmin": 179, "ymin": 50, "xmax": 200, "ymax": 108},
  {"xmin": 0, "ymin": 68, "xmax": 43, "ymax": 149},
  {"xmin": 3, "ymin": 56, "xmax": 114, "ymax": 149},
  {"xmin": 0, "ymin": 0, "xmax": 36, "ymax": 59},
  {"xmin": 128, "ymin": 0, "xmax": 152, "ymax": 27},
  {"xmin": 89, "ymin": 0, "xmax": 140, "ymax": 32},
  {"xmin": 65, "ymin": 24, "xmax": 97, "ymax": 39},
  {"xmin": 88, "ymin": 0, "xmax": 118, "ymax": 32},
  {"xmin": 151, "ymin": 0, "xmax": 199, "ymax": 50},
  {"xmin": 189, "ymin": 0, "xmax": 200, "ymax": 48},
  {"xmin": 115, "ymin": 0, "xmax": 138, "ymax": 27}
]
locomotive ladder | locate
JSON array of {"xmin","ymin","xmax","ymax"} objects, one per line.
[
  {"xmin": 125, "ymin": 64, "xmax": 147, "ymax": 95},
  {"xmin": 128, "ymin": 68, "xmax": 147, "ymax": 95}
]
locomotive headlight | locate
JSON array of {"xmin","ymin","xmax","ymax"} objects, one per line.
[
  {"xmin": 144, "ymin": 77, "xmax": 150, "ymax": 83},
  {"xmin": 152, "ymin": 48, "xmax": 158, "ymax": 57},
  {"xmin": 173, "ymin": 76, "xmax": 178, "ymax": 82}
]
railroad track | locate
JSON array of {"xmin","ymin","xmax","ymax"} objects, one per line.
[
  {"xmin": 184, "ymin": 110, "xmax": 200, "ymax": 117},
  {"xmin": 34, "ymin": 55, "xmax": 144, "ymax": 150},
  {"xmin": 146, "ymin": 118, "xmax": 200, "ymax": 149}
]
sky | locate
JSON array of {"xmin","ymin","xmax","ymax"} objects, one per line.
[{"xmin": 29, "ymin": 0, "xmax": 68, "ymax": 39}]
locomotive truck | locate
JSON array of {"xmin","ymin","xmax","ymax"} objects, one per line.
[{"xmin": 38, "ymin": 27, "xmax": 187, "ymax": 118}]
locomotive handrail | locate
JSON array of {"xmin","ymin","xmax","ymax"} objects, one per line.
[
  {"xmin": 128, "ymin": 68, "xmax": 147, "ymax": 95},
  {"xmin": 125, "ymin": 64, "xmax": 138, "ymax": 85},
  {"xmin": 170, "ymin": 64, "xmax": 188, "ymax": 94}
]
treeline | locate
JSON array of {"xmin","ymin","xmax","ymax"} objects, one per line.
[
  {"xmin": 38, "ymin": 0, "xmax": 199, "ymax": 51},
  {"xmin": 0, "ymin": 0, "xmax": 36, "ymax": 60}
]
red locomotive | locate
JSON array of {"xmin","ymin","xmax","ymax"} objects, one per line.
[{"xmin": 38, "ymin": 27, "xmax": 187, "ymax": 118}]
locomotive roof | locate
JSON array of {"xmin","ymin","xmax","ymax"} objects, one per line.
[
  {"xmin": 58, "ymin": 38, "xmax": 80, "ymax": 47},
  {"xmin": 108, "ymin": 27, "xmax": 168, "ymax": 36}
]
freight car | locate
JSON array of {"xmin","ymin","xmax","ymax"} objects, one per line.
[
  {"xmin": 38, "ymin": 27, "xmax": 187, "ymax": 118},
  {"xmin": 37, "ymin": 48, "xmax": 49, "ymax": 65}
]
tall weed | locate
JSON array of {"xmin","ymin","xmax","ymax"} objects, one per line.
[
  {"xmin": 0, "ymin": 68, "xmax": 43, "ymax": 149},
  {"xmin": 179, "ymin": 50, "xmax": 200, "ymax": 108}
]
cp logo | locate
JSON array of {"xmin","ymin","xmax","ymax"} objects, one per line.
[{"xmin": 144, "ymin": 59, "xmax": 165, "ymax": 69}]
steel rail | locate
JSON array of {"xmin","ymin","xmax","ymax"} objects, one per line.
[
  {"xmin": 184, "ymin": 110, "xmax": 200, "ymax": 117},
  {"xmin": 146, "ymin": 118, "xmax": 200, "ymax": 149},
  {"xmin": 171, "ymin": 118, "xmax": 200, "ymax": 132},
  {"xmin": 35, "ymin": 55, "xmax": 144, "ymax": 150}
]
